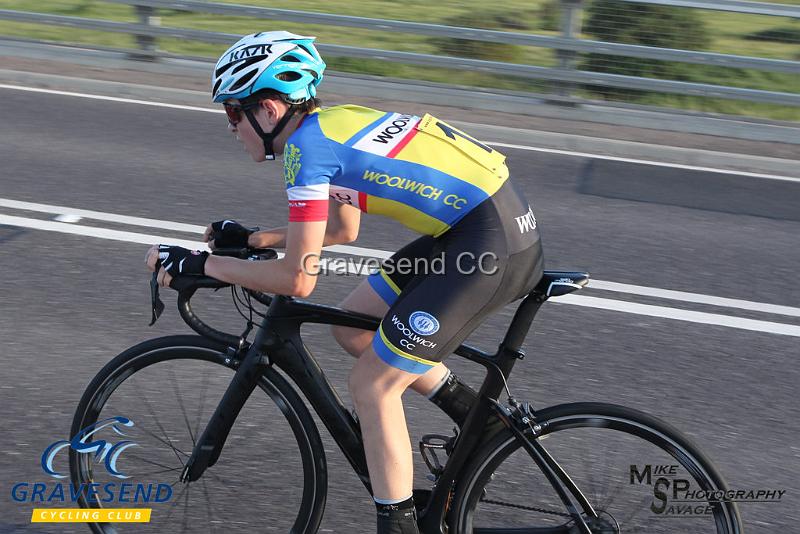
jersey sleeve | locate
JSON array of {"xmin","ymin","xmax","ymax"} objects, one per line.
[{"xmin": 283, "ymin": 125, "xmax": 340, "ymax": 222}]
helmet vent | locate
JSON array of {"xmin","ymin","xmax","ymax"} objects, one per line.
[
  {"xmin": 214, "ymin": 64, "xmax": 230, "ymax": 79},
  {"xmin": 231, "ymin": 56, "xmax": 264, "ymax": 75},
  {"xmin": 230, "ymin": 69, "xmax": 258, "ymax": 92},
  {"xmin": 282, "ymin": 54, "xmax": 301, "ymax": 62},
  {"xmin": 277, "ymin": 71, "xmax": 303, "ymax": 82},
  {"xmin": 212, "ymin": 78, "xmax": 222, "ymax": 96}
]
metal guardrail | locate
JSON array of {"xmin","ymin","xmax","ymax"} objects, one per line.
[
  {"xmin": 1, "ymin": 0, "xmax": 799, "ymax": 107},
  {"xmin": 610, "ymin": 0, "xmax": 800, "ymax": 16},
  {"xmin": 102, "ymin": 0, "xmax": 800, "ymax": 74}
]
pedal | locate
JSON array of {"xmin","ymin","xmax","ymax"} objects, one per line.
[{"xmin": 419, "ymin": 434, "xmax": 454, "ymax": 479}]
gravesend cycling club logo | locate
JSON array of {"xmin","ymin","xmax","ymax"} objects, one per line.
[
  {"xmin": 11, "ymin": 416, "xmax": 172, "ymax": 523},
  {"xmin": 42, "ymin": 416, "xmax": 137, "ymax": 479},
  {"xmin": 409, "ymin": 311, "xmax": 440, "ymax": 336}
]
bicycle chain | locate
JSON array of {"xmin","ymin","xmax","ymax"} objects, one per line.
[{"xmin": 479, "ymin": 497, "xmax": 572, "ymax": 518}]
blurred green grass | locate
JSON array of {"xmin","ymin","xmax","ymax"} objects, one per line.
[{"xmin": 0, "ymin": 0, "xmax": 798, "ymax": 120}]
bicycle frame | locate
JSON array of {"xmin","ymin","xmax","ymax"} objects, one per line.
[{"xmin": 173, "ymin": 269, "xmax": 595, "ymax": 533}]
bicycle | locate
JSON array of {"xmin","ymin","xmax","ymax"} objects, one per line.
[{"xmin": 68, "ymin": 247, "xmax": 743, "ymax": 533}]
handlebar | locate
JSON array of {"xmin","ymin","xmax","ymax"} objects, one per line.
[{"xmin": 149, "ymin": 247, "xmax": 278, "ymax": 348}]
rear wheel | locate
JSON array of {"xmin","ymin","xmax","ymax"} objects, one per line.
[
  {"xmin": 68, "ymin": 335, "xmax": 327, "ymax": 533},
  {"xmin": 451, "ymin": 402, "xmax": 742, "ymax": 533}
]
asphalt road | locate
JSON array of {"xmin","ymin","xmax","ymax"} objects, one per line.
[{"xmin": 1, "ymin": 87, "xmax": 798, "ymax": 533}]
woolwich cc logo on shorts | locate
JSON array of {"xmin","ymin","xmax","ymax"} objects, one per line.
[{"xmin": 409, "ymin": 311, "xmax": 440, "ymax": 336}]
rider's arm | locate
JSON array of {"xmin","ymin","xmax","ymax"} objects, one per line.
[
  {"xmin": 205, "ymin": 220, "xmax": 326, "ymax": 297},
  {"xmin": 323, "ymin": 201, "xmax": 360, "ymax": 245},
  {"xmin": 248, "ymin": 201, "xmax": 360, "ymax": 249}
]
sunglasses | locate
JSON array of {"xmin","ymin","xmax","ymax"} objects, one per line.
[{"xmin": 223, "ymin": 100, "xmax": 261, "ymax": 126}]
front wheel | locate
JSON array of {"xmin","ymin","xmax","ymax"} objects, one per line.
[
  {"xmin": 68, "ymin": 335, "xmax": 327, "ymax": 533},
  {"xmin": 451, "ymin": 402, "xmax": 742, "ymax": 533}
]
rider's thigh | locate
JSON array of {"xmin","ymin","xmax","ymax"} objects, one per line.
[
  {"xmin": 331, "ymin": 277, "xmax": 389, "ymax": 358},
  {"xmin": 341, "ymin": 277, "xmax": 391, "ymax": 317}
]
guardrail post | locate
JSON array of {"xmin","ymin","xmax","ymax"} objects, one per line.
[
  {"xmin": 132, "ymin": 4, "xmax": 159, "ymax": 61},
  {"xmin": 555, "ymin": 0, "xmax": 583, "ymax": 98}
]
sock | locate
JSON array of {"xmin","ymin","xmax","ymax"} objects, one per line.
[
  {"xmin": 374, "ymin": 495, "xmax": 415, "ymax": 511},
  {"xmin": 427, "ymin": 372, "xmax": 479, "ymax": 426},
  {"xmin": 425, "ymin": 370, "xmax": 452, "ymax": 400}
]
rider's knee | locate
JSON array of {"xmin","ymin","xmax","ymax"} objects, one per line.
[
  {"xmin": 348, "ymin": 365, "xmax": 376, "ymax": 407},
  {"xmin": 334, "ymin": 324, "xmax": 378, "ymax": 359},
  {"xmin": 331, "ymin": 324, "xmax": 359, "ymax": 356},
  {"xmin": 348, "ymin": 358, "xmax": 392, "ymax": 407}
]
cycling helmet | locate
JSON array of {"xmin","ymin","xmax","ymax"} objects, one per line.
[{"xmin": 212, "ymin": 31, "xmax": 326, "ymax": 104}]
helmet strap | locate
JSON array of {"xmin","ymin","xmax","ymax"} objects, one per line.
[{"xmin": 243, "ymin": 104, "xmax": 297, "ymax": 161}]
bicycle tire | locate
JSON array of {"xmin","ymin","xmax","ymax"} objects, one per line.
[
  {"xmin": 68, "ymin": 335, "xmax": 327, "ymax": 533},
  {"xmin": 450, "ymin": 402, "xmax": 743, "ymax": 534}
]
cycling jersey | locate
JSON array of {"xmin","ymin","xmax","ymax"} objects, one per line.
[
  {"xmin": 283, "ymin": 104, "xmax": 544, "ymax": 375},
  {"xmin": 284, "ymin": 105, "xmax": 509, "ymax": 236}
]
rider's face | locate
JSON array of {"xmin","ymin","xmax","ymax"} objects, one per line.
[{"xmin": 226, "ymin": 98, "xmax": 287, "ymax": 163}]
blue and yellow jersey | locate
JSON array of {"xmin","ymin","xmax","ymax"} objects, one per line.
[{"xmin": 284, "ymin": 105, "xmax": 509, "ymax": 236}]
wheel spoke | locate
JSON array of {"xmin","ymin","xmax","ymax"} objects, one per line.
[
  {"xmin": 200, "ymin": 477, "xmax": 217, "ymax": 533},
  {"xmin": 128, "ymin": 466, "xmax": 183, "ymax": 477},
  {"xmin": 139, "ymin": 389, "xmax": 188, "ymax": 465},
  {"xmin": 182, "ymin": 481, "xmax": 191, "ymax": 532},
  {"xmin": 169, "ymin": 366, "xmax": 196, "ymax": 447},
  {"xmin": 164, "ymin": 483, "xmax": 189, "ymax": 523},
  {"xmin": 133, "ymin": 423, "xmax": 190, "ymax": 459},
  {"xmin": 124, "ymin": 452, "xmax": 182, "ymax": 472},
  {"xmin": 194, "ymin": 365, "xmax": 212, "ymax": 445}
]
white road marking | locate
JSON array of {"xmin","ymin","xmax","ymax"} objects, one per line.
[
  {"xmin": 0, "ymin": 214, "xmax": 208, "ymax": 250},
  {"xmin": 554, "ymin": 295, "xmax": 800, "ymax": 338},
  {"xmin": 2, "ymin": 212, "xmax": 798, "ymax": 338},
  {"xmin": 1, "ymin": 83, "xmax": 797, "ymax": 182},
  {"xmin": 0, "ymin": 197, "xmax": 204, "ymax": 234},
  {"xmin": 490, "ymin": 142, "xmax": 800, "ymax": 183},
  {"xmin": 589, "ymin": 280, "xmax": 800, "ymax": 319},
  {"xmin": 2, "ymin": 198, "xmax": 798, "ymax": 317},
  {"xmin": 53, "ymin": 214, "xmax": 82, "ymax": 223},
  {"xmin": 0, "ymin": 84, "xmax": 221, "ymax": 114},
  {"xmin": 0, "ymin": 197, "xmax": 391, "ymax": 259}
]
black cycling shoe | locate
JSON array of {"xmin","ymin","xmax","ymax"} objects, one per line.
[
  {"xmin": 430, "ymin": 373, "xmax": 506, "ymax": 444},
  {"xmin": 376, "ymin": 502, "xmax": 420, "ymax": 534}
]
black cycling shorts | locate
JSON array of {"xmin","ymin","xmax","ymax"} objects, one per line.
[{"xmin": 368, "ymin": 179, "xmax": 544, "ymax": 374}]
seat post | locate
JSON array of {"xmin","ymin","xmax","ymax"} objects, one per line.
[{"xmin": 501, "ymin": 292, "xmax": 547, "ymax": 353}]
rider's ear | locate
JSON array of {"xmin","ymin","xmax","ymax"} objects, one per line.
[{"xmin": 260, "ymin": 98, "xmax": 283, "ymax": 124}]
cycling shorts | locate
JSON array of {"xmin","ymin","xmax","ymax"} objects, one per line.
[{"xmin": 368, "ymin": 179, "xmax": 544, "ymax": 374}]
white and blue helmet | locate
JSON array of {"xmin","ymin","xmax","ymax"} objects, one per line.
[{"xmin": 212, "ymin": 31, "xmax": 326, "ymax": 104}]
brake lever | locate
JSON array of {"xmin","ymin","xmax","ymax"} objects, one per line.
[{"xmin": 149, "ymin": 271, "xmax": 165, "ymax": 326}]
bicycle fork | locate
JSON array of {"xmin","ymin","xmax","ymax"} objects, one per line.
[{"xmin": 180, "ymin": 340, "xmax": 265, "ymax": 483}]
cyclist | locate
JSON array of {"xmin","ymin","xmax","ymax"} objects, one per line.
[{"xmin": 145, "ymin": 31, "xmax": 544, "ymax": 534}]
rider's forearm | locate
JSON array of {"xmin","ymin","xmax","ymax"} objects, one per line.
[
  {"xmin": 248, "ymin": 227, "xmax": 288, "ymax": 249},
  {"xmin": 204, "ymin": 254, "xmax": 316, "ymax": 297},
  {"xmin": 249, "ymin": 226, "xmax": 353, "ymax": 248}
]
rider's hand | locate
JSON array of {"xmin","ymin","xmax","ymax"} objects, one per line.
[
  {"xmin": 145, "ymin": 245, "xmax": 208, "ymax": 287},
  {"xmin": 203, "ymin": 219, "xmax": 257, "ymax": 249}
]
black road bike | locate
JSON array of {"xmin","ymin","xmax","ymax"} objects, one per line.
[{"xmin": 68, "ymin": 248, "xmax": 743, "ymax": 533}]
